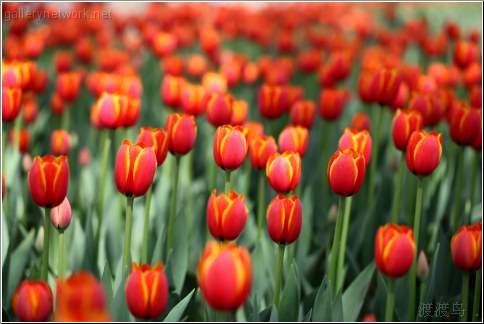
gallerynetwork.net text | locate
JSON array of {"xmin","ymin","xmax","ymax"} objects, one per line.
[{"xmin": 4, "ymin": 8, "xmax": 113, "ymax": 22}]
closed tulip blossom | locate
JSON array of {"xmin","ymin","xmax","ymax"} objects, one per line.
[
  {"xmin": 206, "ymin": 93, "xmax": 233, "ymax": 127},
  {"xmin": 91, "ymin": 92, "xmax": 129, "ymax": 129},
  {"xmin": 180, "ymin": 83, "xmax": 207, "ymax": 116},
  {"xmin": 248, "ymin": 135, "xmax": 278, "ymax": 170},
  {"xmin": 319, "ymin": 88, "xmax": 350, "ymax": 121},
  {"xmin": 125, "ymin": 263, "xmax": 169, "ymax": 319},
  {"xmin": 351, "ymin": 113, "xmax": 372, "ymax": 132},
  {"xmin": 51, "ymin": 197, "xmax": 72, "ymax": 230},
  {"xmin": 161, "ymin": 75, "xmax": 185, "ymax": 108},
  {"xmin": 230, "ymin": 99, "xmax": 248, "ymax": 126},
  {"xmin": 278, "ymin": 126, "xmax": 309, "ymax": 157},
  {"xmin": 266, "ymin": 152, "xmax": 301, "ymax": 194},
  {"xmin": 406, "ymin": 131, "xmax": 442, "ymax": 176},
  {"xmin": 137, "ymin": 127, "xmax": 169, "ymax": 166},
  {"xmin": 338, "ymin": 128, "xmax": 372, "ymax": 165},
  {"xmin": 213, "ymin": 125, "xmax": 249, "ymax": 171},
  {"xmin": 258, "ymin": 84, "xmax": 289, "ymax": 119},
  {"xmin": 451, "ymin": 221, "xmax": 482, "ymax": 272},
  {"xmin": 2, "ymin": 86, "xmax": 22, "ymax": 122},
  {"xmin": 449, "ymin": 104, "xmax": 481, "ymax": 146},
  {"xmin": 266, "ymin": 195, "xmax": 302, "ymax": 245},
  {"xmin": 207, "ymin": 190, "xmax": 248, "ymax": 241},
  {"xmin": 50, "ymin": 130, "xmax": 71, "ymax": 156},
  {"xmin": 327, "ymin": 149, "xmax": 366, "ymax": 196},
  {"xmin": 13, "ymin": 280, "xmax": 53, "ymax": 322},
  {"xmin": 374, "ymin": 224, "xmax": 416, "ymax": 277},
  {"xmin": 56, "ymin": 71, "xmax": 81, "ymax": 102},
  {"xmin": 290, "ymin": 100, "xmax": 316, "ymax": 129},
  {"xmin": 165, "ymin": 113, "xmax": 198, "ymax": 156},
  {"xmin": 114, "ymin": 140, "xmax": 157, "ymax": 198},
  {"xmin": 197, "ymin": 242, "xmax": 252, "ymax": 311},
  {"xmin": 392, "ymin": 109, "xmax": 423, "ymax": 151}
]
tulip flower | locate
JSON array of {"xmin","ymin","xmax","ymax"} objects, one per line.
[
  {"xmin": 449, "ymin": 104, "xmax": 481, "ymax": 146},
  {"xmin": 244, "ymin": 122, "xmax": 265, "ymax": 143},
  {"xmin": 21, "ymin": 95, "xmax": 38, "ymax": 125},
  {"xmin": 351, "ymin": 113, "xmax": 371, "ymax": 132},
  {"xmin": 258, "ymin": 84, "xmax": 289, "ymax": 120},
  {"xmin": 278, "ymin": 126, "xmax": 309, "ymax": 157},
  {"xmin": 137, "ymin": 127, "xmax": 169, "ymax": 166},
  {"xmin": 338, "ymin": 128, "xmax": 372, "ymax": 166},
  {"xmin": 389, "ymin": 82, "xmax": 410, "ymax": 110},
  {"xmin": 197, "ymin": 241, "xmax": 252, "ymax": 311},
  {"xmin": 162, "ymin": 55, "xmax": 184, "ymax": 76},
  {"xmin": 186, "ymin": 54, "xmax": 207, "ymax": 79},
  {"xmin": 50, "ymin": 130, "xmax": 71, "ymax": 156},
  {"xmin": 51, "ymin": 92, "xmax": 64, "ymax": 116},
  {"xmin": 180, "ymin": 83, "xmax": 207, "ymax": 116},
  {"xmin": 2, "ymin": 62, "xmax": 24, "ymax": 88},
  {"xmin": 152, "ymin": 32, "xmax": 177, "ymax": 58},
  {"xmin": 56, "ymin": 71, "xmax": 81, "ymax": 102},
  {"xmin": 161, "ymin": 75, "xmax": 185, "ymax": 108},
  {"xmin": 2, "ymin": 86, "xmax": 22, "ymax": 122},
  {"xmin": 405, "ymin": 131, "xmax": 442, "ymax": 176},
  {"xmin": 206, "ymin": 93, "xmax": 233, "ymax": 127},
  {"xmin": 230, "ymin": 99, "xmax": 248, "ymax": 125},
  {"xmin": 207, "ymin": 189, "xmax": 248, "ymax": 241},
  {"xmin": 290, "ymin": 100, "xmax": 316, "ymax": 129},
  {"xmin": 8, "ymin": 128, "xmax": 30, "ymax": 153},
  {"xmin": 453, "ymin": 41, "xmax": 478, "ymax": 70},
  {"xmin": 327, "ymin": 149, "xmax": 366, "ymax": 197},
  {"xmin": 407, "ymin": 92, "xmax": 443, "ymax": 127},
  {"xmin": 243, "ymin": 62, "xmax": 260, "ymax": 85},
  {"xmin": 91, "ymin": 92, "xmax": 129, "ymax": 129},
  {"xmin": 213, "ymin": 125, "xmax": 249, "ymax": 172},
  {"xmin": 266, "ymin": 195, "xmax": 302, "ymax": 245},
  {"xmin": 202, "ymin": 72, "xmax": 227, "ymax": 95},
  {"xmin": 51, "ymin": 196, "xmax": 72, "ymax": 231},
  {"xmin": 451, "ymin": 221, "xmax": 482, "ymax": 272},
  {"xmin": 358, "ymin": 67, "xmax": 402, "ymax": 106},
  {"xmin": 266, "ymin": 152, "xmax": 301, "ymax": 194},
  {"xmin": 318, "ymin": 88, "xmax": 350, "ymax": 121},
  {"xmin": 248, "ymin": 136, "xmax": 278, "ymax": 170},
  {"xmin": 13, "ymin": 280, "xmax": 53, "ymax": 322},
  {"xmin": 55, "ymin": 272, "xmax": 111, "ymax": 321},
  {"xmin": 165, "ymin": 113, "xmax": 197, "ymax": 156},
  {"xmin": 392, "ymin": 109, "xmax": 424, "ymax": 152},
  {"xmin": 125, "ymin": 263, "xmax": 169, "ymax": 319}
]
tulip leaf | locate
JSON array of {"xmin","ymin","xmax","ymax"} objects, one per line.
[
  {"xmin": 6, "ymin": 230, "xmax": 34, "ymax": 307},
  {"xmin": 259, "ymin": 305, "xmax": 273, "ymax": 322},
  {"xmin": 303, "ymin": 308, "xmax": 313, "ymax": 322},
  {"xmin": 171, "ymin": 210, "xmax": 188, "ymax": 294},
  {"xmin": 332, "ymin": 290, "xmax": 343, "ymax": 322},
  {"xmin": 101, "ymin": 261, "xmax": 113, "ymax": 305},
  {"xmin": 342, "ymin": 261, "xmax": 375, "ymax": 322},
  {"xmin": 298, "ymin": 186, "xmax": 313, "ymax": 256},
  {"xmin": 163, "ymin": 288, "xmax": 195, "ymax": 322},
  {"xmin": 278, "ymin": 262, "xmax": 300, "ymax": 321},
  {"xmin": 312, "ymin": 276, "xmax": 332, "ymax": 322},
  {"xmin": 150, "ymin": 224, "xmax": 165, "ymax": 265},
  {"xmin": 109, "ymin": 266, "xmax": 130, "ymax": 322},
  {"xmin": 1, "ymin": 215, "xmax": 9, "ymax": 265},
  {"xmin": 269, "ymin": 305, "xmax": 278, "ymax": 322},
  {"xmin": 251, "ymin": 295, "xmax": 260, "ymax": 322}
]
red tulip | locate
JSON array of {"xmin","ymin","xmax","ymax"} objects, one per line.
[
  {"xmin": 180, "ymin": 83, "xmax": 207, "ymax": 116},
  {"xmin": 51, "ymin": 197, "xmax": 72, "ymax": 230},
  {"xmin": 278, "ymin": 126, "xmax": 309, "ymax": 157},
  {"xmin": 28, "ymin": 155, "xmax": 69, "ymax": 208},
  {"xmin": 392, "ymin": 109, "xmax": 424, "ymax": 151},
  {"xmin": 152, "ymin": 32, "xmax": 177, "ymax": 58},
  {"xmin": 213, "ymin": 125, "xmax": 249, "ymax": 171},
  {"xmin": 13, "ymin": 280, "xmax": 53, "ymax": 322},
  {"xmin": 207, "ymin": 189, "xmax": 248, "ymax": 241},
  {"xmin": 56, "ymin": 71, "xmax": 81, "ymax": 102},
  {"xmin": 54, "ymin": 51, "xmax": 73, "ymax": 73},
  {"xmin": 266, "ymin": 152, "xmax": 301, "ymax": 194},
  {"xmin": 319, "ymin": 88, "xmax": 350, "ymax": 121},
  {"xmin": 91, "ymin": 92, "xmax": 129, "ymax": 129},
  {"xmin": 358, "ymin": 68, "xmax": 403, "ymax": 106},
  {"xmin": 2, "ymin": 172, "xmax": 4, "ymax": 201},
  {"xmin": 290, "ymin": 100, "xmax": 316, "ymax": 129},
  {"xmin": 451, "ymin": 221, "xmax": 482, "ymax": 272},
  {"xmin": 2, "ymin": 86, "xmax": 22, "ymax": 122},
  {"xmin": 248, "ymin": 135, "xmax": 277, "ymax": 170},
  {"xmin": 327, "ymin": 149, "xmax": 366, "ymax": 196},
  {"xmin": 406, "ymin": 131, "xmax": 442, "ymax": 176},
  {"xmin": 230, "ymin": 99, "xmax": 248, "ymax": 126},
  {"xmin": 266, "ymin": 195, "xmax": 302, "ymax": 245},
  {"xmin": 125, "ymin": 263, "xmax": 169, "ymax": 319},
  {"xmin": 453, "ymin": 41, "xmax": 478, "ymax": 70},
  {"xmin": 407, "ymin": 92, "xmax": 443, "ymax": 126},
  {"xmin": 351, "ymin": 113, "xmax": 371, "ymax": 132},
  {"xmin": 206, "ymin": 93, "xmax": 233, "ymax": 127},
  {"xmin": 137, "ymin": 127, "xmax": 169, "ymax": 166},
  {"xmin": 338, "ymin": 128, "xmax": 372, "ymax": 165},
  {"xmin": 472, "ymin": 109, "xmax": 482, "ymax": 151},
  {"xmin": 374, "ymin": 224, "xmax": 416, "ymax": 277},
  {"xmin": 244, "ymin": 122, "xmax": 265, "ymax": 143},
  {"xmin": 197, "ymin": 242, "xmax": 252, "ymax": 311},
  {"xmin": 50, "ymin": 130, "xmax": 71, "ymax": 156},
  {"xmin": 202, "ymin": 72, "xmax": 227, "ymax": 95},
  {"xmin": 51, "ymin": 93, "xmax": 64, "ymax": 116},
  {"xmin": 22, "ymin": 95, "xmax": 38, "ymax": 125},
  {"xmin": 258, "ymin": 84, "xmax": 289, "ymax": 119},
  {"xmin": 165, "ymin": 113, "xmax": 197, "ymax": 156},
  {"xmin": 114, "ymin": 140, "xmax": 157, "ymax": 198},
  {"xmin": 8, "ymin": 128, "xmax": 30, "ymax": 153},
  {"xmin": 161, "ymin": 75, "xmax": 185, "ymax": 108},
  {"xmin": 449, "ymin": 104, "xmax": 481, "ymax": 146},
  {"xmin": 186, "ymin": 54, "xmax": 207, "ymax": 79}
]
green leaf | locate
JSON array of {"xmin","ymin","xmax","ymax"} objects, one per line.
[
  {"xmin": 150, "ymin": 225, "xmax": 165, "ymax": 264},
  {"xmin": 278, "ymin": 263, "xmax": 300, "ymax": 321},
  {"xmin": 298, "ymin": 186, "xmax": 313, "ymax": 256},
  {"xmin": 269, "ymin": 305, "xmax": 278, "ymax": 322},
  {"xmin": 259, "ymin": 305, "xmax": 272, "ymax": 322},
  {"xmin": 303, "ymin": 308, "xmax": 313, "ymax": 322},
  {"xmin": 6, "ymin": 230, "xmax": 34, "ymax": 306},
  {"xmin": 101, "ymin": 261, "xmax": 113, "ymax": 305},
  {"xmin": 172, "ymin": 211, "xmax": 188, "ymax": 294},
  {"xmin": 332, "ymin": 291, "xmax": 343, "ymax": 322},
  {"xmin": 417, "ymin": 244, "xmax": 440, "ymax": 321},
  {"xmin": 312, "ymin": 276, "xmax": 332, "ymax": 322},
  {"xmin": 251, "ymin": 295, "xmax": 260, "ymax": 322},
  {"xmin": 163, "ymin": 289, "xmax": 195, "ymax": 322},
  {"xmin": 342, "ymin": 261, "xmax": 376, "ymax": 322},
  {"xmin": 109, "ymin": 266, "xmax": 130, "ymax": 322},
  {"xmin": 2, "ymin": 215, "xmax": 9, "ymax": 265}
]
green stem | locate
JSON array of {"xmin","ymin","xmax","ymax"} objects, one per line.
[
  {"xmin": 2, "ymin": 124, "xmax": 8, "ymax": 170},
  {"xmin": 166, "ymin": 156, "xmax": 180, "ymax": 256},
  {"xmin": 466, "ymin": 151, "xmax": 479, "ymax": 224},
  {"xmin": 225, "ymin": 171, "xmax": 231, "ymax": 195},
  {"xmin": 409, "ymin": 177, "xmax": 424, "ymax": 321},
  {"xmin": 58, "ymin": 230, "xmax": 65, "ymax": 279},
  {"xmin": 95, "ymin": 130, "xmax": 111, "ymax": 261},
  {"xmin": 41, "ymin": 208, "xmax": 52, "ymax": 281},
  {"xmin": 122, "ymin": 197, "xmax": 135, "ymax": 270},
  {"xmin": 141, "ymin": 186, "xmax": 153, "ymax": 264},
  {"xmin": 243, "ymin": 160, "xmax": 251, "ymax": 196},
  {"xmin": 453, "ymin": 148, "xmax": 464, "ymax": 232},
  {"xmin": 385, "ymin": 278, "xmax": 395, "ymax": 322},
  {"xmin": 61, "ymin": 103, "xmax": 70, "ymax": 131},
  {"xmin": 329, "ymin": 196, "xmax": 345, "ymax": 294},
  {"xmin": 336, "ymin": 196, "xmax": 353, "ymax": 292},
  {"xmin": 257, "ymin": 170, "xmax": 265, "ymax": 241},
  {"xmin": 273, "ymin": 244, "xmax": 286, "ymax": 308},
  {"xmin": 210, "ymin": 159, "xmax": 217, "ymax": 192},
  {"xmin": 461, "ymin": 272, "xmax": 469, "ymax": 322},
  {"xmin": 391, "ymin": 152, "xmax": 406, "ymax": 223},
  {"xmin": 472, "ymin": 269, "xmax": 481, "ymax": 322},
  {"xmin": 368, "ymin": 105, "xmax": 384, "ymax": 210}
]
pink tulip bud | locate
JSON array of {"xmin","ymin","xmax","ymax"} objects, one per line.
[
  {"xmin": 51, "ymin": 197, "xmax": 72, "ymax": 230},
  {"xmin": 78, "ymin": 148, "xmax": 90, "ymax": 167},
  {"xmin": 22, "ymin": 153, "xmax": 32, "ymax": 173}
]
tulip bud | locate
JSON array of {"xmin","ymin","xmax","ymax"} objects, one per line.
[
  {"xmin": 2, "ymin": 86, "xmax": 22, "ymax": 122},
  {"xmin": 51, "ymin": 197, "xmax": 72, "ymax": 230},
  {"xmin": 123, "ymin": 97, "xmax": 141, "ymax": 128},
  {"xmin": 451, "ymin": 221, "xmax": 482, "ymax": 272},
  {"xmin": 13, "ymin": 280, "xmax": 53, "ymax": 322},
  {"xmin": 472, "ymin": 109, "xmax": 482, "ymax": 151},
  {"xmin": 362, "ymin": 314, "xmax": 377, "ymax": 322},
  {"xmin": 278, "ymin": 126, "xmax": 309, "ymax": 157},
  {"xmin": 213, "ymin": 125, "xmax": 249, "ymax": 171},
  {"xmin": 408, "ymin": 92, "xmax": 443, "ymax": 127},
  {"xmin": 152, "ymin": 32, "xmax": 177, "ymax": 58},
  {"xmin": 248, "ymin": 135, "xmax": 277, "ymax": 170},
  {"xmin": 22, "ymin": 95, "xmax": 39, "ymax": 125},
  {"xmin": 327, "ymin": 149, "xmax": 366, "ymax": 196},
  {"xmin": 120, "ymin": 75, "xmax": 143, "ymax": 98},
  {"xmin": 165, "ymin": 113, "xmax": 197, "ymax": 156},
  {"xmin": 207, "ymin": 190, "xmax": 248, "ymax": 241},
  {"xmin": 358, "ymin": 68, "xmax": 403, "ymax": 106},
  {"xmin": 161, "ymin": 75, "xmax": 184, "ymax": 109},
  {"xmin": 230, "ymin": 99, "xmax": 248, "ymax": 126},
  {"xmin": 374, "ymin": 224, "xmax": 416, "ymax": 277},
  {"xmin": 327, "ymin": 203, "xmax": 338, "ymax": 223},
  {"xmin": 137, "ymin": 127, "xmax": 169, "ymax": 166},
  {"xmin": 351, "ymin": 113, "xmax": 371, "ymax": 132},
  {"xmin": 266, "ymin": 195, "xmax": 302, "ymax": 245},
  {"xmin": 338, "ymin": 128, "xmax": 372, "ymax": 165},
  {"xmin": 2, "ymin": 62, "xmax": 24, "ymax": 88},
  {"xmin": 243, "ymin": 62, "xmax": 260, "ymax": 85},
  {"xmin": 161, "ymin": 55, "xmax": 184, "ymax": 76},
  {"xmin": 290, "ymin": 100, "xmax": 316, "ymax": 129},
  {"xmin": 50, "ymin": 130, "xmax": 71, "ymax": 156},
  {"xmin": 318, "ymin": 88, "xmax": 350, "ymax": 121},
  {"xmin": 406, "ymin": 131, "xmax": 442, "ymax": 176},
  {"xmin": 469, "ymin": 86, "xmax": 482, "ymax": 109},
  {"xmin": 417, "ymin": 250, "xmax": 429, "ymax": 279},
  {"xmin": 453, "ymin": 41, "xmax": 478, "ymax": 70},
  {"xmin": 28, "ymin": 155, "xmax": 69, "ymax": 208},
  {"xmin": 51, "ymin": 92, "xmax": 64, "ymax": 116},
  {"xmin": 56, "ymin": 71, "xmax": 81, "ymax": 102},
  {"xmin": 8, "ymin": 128, "xmax": 30, "ymax": 153},
  {"xmin": 180, "ymin": 83, "xmax": 207, "ymax": 116},
  {"xmin": 258, "ymin": 84, "xmax": 289, "ymax": 119},
  {"xmin": 114, "ymin": 140, "xmax": 157, "ymax": 198},
  {"xmin": 186, "ymin": 54, "xmax": 207, "ymax": 79},
  {"xmin": 449, "ymin": 104, "xmax": 481, "ymax": 146},
  {"xmin": 392, "ymin": 109, "xmax": 424, "ymax": 151},
  {"xmin": 54, "ymin": 51, "xmax": 73, "ymax": 73},
  {"xmin": 202, "ymin": 72, "xmax": 227, "ymax": 95},
  {"xmin": 197, "ymin": 241, "xmax": 252, "ymax": 311},
  {"xmin": 125, "ymin": 263, "xmax": 169, "ymax": 319},
  {"xmin": 266, "ymin": 152, "xmax": 301, "ymax": 194},
  {"xmin": 206, "ymin": 93, "xmax": 233, "ymax": 127},
  {"xmin": 91, "ymin": 92, "xmax": 129, "ymax": 129},
  {"xmin": 79, "ymin": 148, "xmax": 90, "ymax": 167}
]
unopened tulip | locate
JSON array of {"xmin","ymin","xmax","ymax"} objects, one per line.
[
  {"xmin": 51, "ymin": 92, "xmax": 64, "ymax": 116},
  {"xmin": 180, "ymin": 83, "xmax": 207, "ymax": 116},
  {"xmin": 206, "ymin": 93, "xmax": 233, "ymax": 127},
  {"xmin": 338, "ymin": 128, "xmax": 372, "ymax": 165},
  {"xmin": 161, "ymin": 75, "xmax": 185, "ymax": 108},
  {"xmin": 319, "ymin": 88, "xmax": 350, "ymax": 121},
  {"xmin": 266, "ymin": 195, "xmax": 302, "ymax": 245},
  {"xmin": 91, "ymin": 92, "xmax": 129, "ymax": 129},
  {"xmin": 13, "ymin": 280, "xmax": 53, "ymax": 322},
  {"xmin": 213, "ymin": 125, "xmax": 248, "ymax": 171},
  {"xmin": 248, "ymin": 135, "xmax": 277, "ymax": 170},
  {"xmin": 152, "ymin": 32, "xmax": 177, "ymax": 58},
  {"xmin": 449, "ymin": 105, "xmax": 481, "ymax": 146},
  {"xmin": 258, "ymin": 84, "xmax": 289, "ymax": 119},
  {"xmin": 114, "ymin": 140, "xmax": 157, "ymax": 198},
  {"xmin": 406, "ymin": 131, "xmax": 442, "ymax": 176},
  {"xmin": 125, "ymin": 263, "xmax": 168, "ymax": 319},
  {"xmin": 290, "ymin": 100, "xmax": 316, "ymax": 129},
  {"xmin": 165, "ymin": 113, "xmax": 197, "ymax": 156},
  {"xmin": 202, "ymin": 72, "xmax": 227, "ymax": 95},
  {"xmin": 2, "ymin": 86, "xmax": 22, "ymax": 122},
  {"xmin": 327, "ymin": 149, "xmax": 366, "ymax": 196},
  {"xmin": 22, "ymin": 95, "xmax": 38, "ymax": 124},
  {"xmin": 266, "ymin": 152, "xmax": 301, "ymax": 194},
  {"xmin": 50, "ymin": 130, "xmax": 71, "ymax": 156},
  {"xmin": 197, "ymin": 242, "xmax": 252, "ymax": 311},
  {"xmin": 374, "ymin": 224, "xmax": 416, "ymax": 277},
  {"xmin": 351, "ymin": 113, "xmax": 372, "ymax": 132},
  {"xmin": 453, "ymin": 41, "xmax": 478, "ymax": 70},
  {"xmin": 230, "ymin": 99, "xmax": 248, "ymax": 125},
  {"xmin": 417, "ymin": 250, "xmax": 429, "ymax": 279},
  {"xmin": 51, "ymin": 197, "xmax": 72, "ymax": 230},
  {"xmin": 278, "ymin": 126, "xmax": 309, "ymax": 157},
  {"xmin": 207, "ymin": 190, "xmax": 248, "ymax": 241},
  {"xmin": 56, "ymin": 72, "xmax": 81, "ymax": 102},
  {"xmin": 392, "ymin": 109, "xmax": 424, "ymax": 151},
  {"xmin": 137, "ymin": 127, "xmax": 169, "ymax": 166},
  {"xmin": 451, "ymin": 221, "xmax": 482, "ymax": 272}
]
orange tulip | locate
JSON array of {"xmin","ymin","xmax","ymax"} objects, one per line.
[
  {"xmin": 248, "ymin": 135, "xmax": 277, "ymax": 170},
  {"xmin": 230, "ymin": 99, "xmax": 248, "ymax": 125},
  {"xmin": 258, "ymin": 84, "xmax": 288, "ymax": 119},
  {"xmin": 319, "ymin": 88, "xmax": 350, "ymax": 121},
  {"xmin": 180, "ymin": 83, "xmax": 208, "ymax": 116},
  {"xmin": 2, "ymin": 86, "xmax": 22, "ymax": 122},
  {"xmin": 50, "ymin": 130, "xmax": 71, "ymax": 156},
  {"xmin": 338, "ymin": 128, "xmax": 372, "ymax": 165},
  {"xmin": 152, "ymin": 32, "xmax": 177, "ymax": 58},
  {"xmin": 56, "ymin": 71, "xmax": 81, "ymax": 102},
  {"xmin": 278, "ymin": 126, "xmax": 309, "ymax": 157},
  {"xmin": 137, "ymin": 127, "xmax": 169, "ymax": 166},
  {"xmin": 213, "ymin": 125, "xmax": 249, "ymax": 171},
  {"xmin": 161, "ymin": 75, "xmax": 185, "ymax": 109},
  {"xmin": 207, "ymin": 190, "xmax": 248, "ymax": 241},
  {"xmin": 351, "ymin": 113, "xmax": 371, "ymax": 132},
  {"xmin": 290, "ymin": 100, "xmax": 316, "ymax": 129}
]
